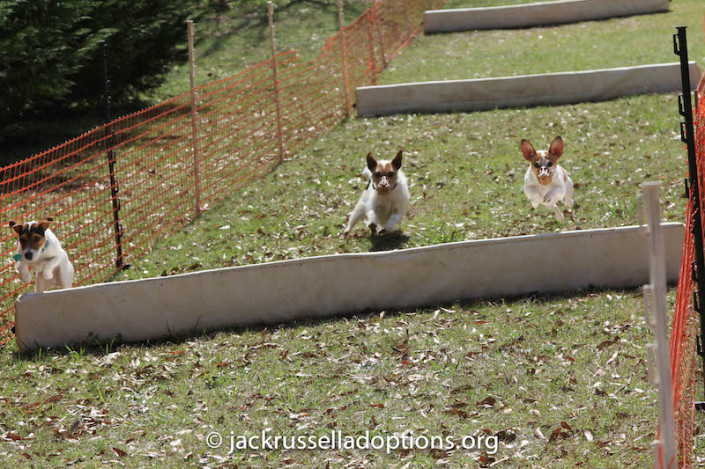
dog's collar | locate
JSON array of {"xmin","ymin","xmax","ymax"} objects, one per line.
[{"xmin": 13, "ymin": 239, "xmax": 49, "ymax": 262}]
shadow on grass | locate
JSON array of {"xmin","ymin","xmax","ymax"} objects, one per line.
[
  {"xmin": 7, "ymin": 284, "xmax": 658, "ymax": 360},
  {"xmin": 369, "ymin": 231, "xmax": 409, "ymax": 252}
]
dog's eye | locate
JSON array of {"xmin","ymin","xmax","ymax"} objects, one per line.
[
  {"xmin": 547, "ymin": 162, "xmax": 553, "ymax": 167},
  {"xmin": 388, "ymin": 172, "xmax": 395, "ymax": 178},
  {"xmin": 32, "ymin": 235, "xmax": 41, "ymax": 242},
  {"xmin": 533, "ymin": 163, "xmax": 540, "ymax": 168},
  {"xmin": 375, "ymin": 172, "xmax": 381, "ymax": 178}
]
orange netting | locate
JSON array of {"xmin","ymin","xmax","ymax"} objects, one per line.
[
  {"xmin": 669, "ymin": 195, "xmax": 697, "ymax": 468},
  {"xmin": 667, "ymin": 79, "xmax": 705, "ymax": 469},
  {"xmin": 0, "ymin": 0, "xmax": 446, "ymax": 346}
]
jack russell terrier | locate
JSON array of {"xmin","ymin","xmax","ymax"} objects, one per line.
[
  {"xmin": 344, "ymin": 150, "xmax": 409, "ymax": 235},
  {"xmin": 9, "ymin": 217, "xmax": 74, "ymax": 292},
  {"xmin": 520, "ymin": 136, "xmax": 574, "ymax": 222}
]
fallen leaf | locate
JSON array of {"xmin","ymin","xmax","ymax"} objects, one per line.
[
  {"xmin": 112, "ymin": 447, "xmax": 127, "ymax": 457},
  {"xmin": 476, "ymin": 397, "xmax": 496, "ymax": 408},
  {"xmin": 597, "ymin": 335, "xmax": 620, "ymax": 350}
]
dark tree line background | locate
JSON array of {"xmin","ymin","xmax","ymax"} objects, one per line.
[
  {"xmin": 0, "ymin": 0, "xmax": 315, "ymax": 161},
  {"xmin": 0, "ymin": 0, "xmax": 209, "ymax": 148}
]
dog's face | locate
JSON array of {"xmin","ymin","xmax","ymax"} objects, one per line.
[
  {"xmin": 9, "ymin": 218, "xmax": 53, "ymax": 262},
  {"xmin": 367, "ymin": 151, "xmax": 403, "ymax": 196},
  {"xmin": 521, "ymin": 137, "xmax": 563, "ymax": 186}
]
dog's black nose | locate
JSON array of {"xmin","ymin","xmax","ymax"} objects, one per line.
[{"xmin": 24, "ymin": 252, "xmax": 33, "ymax": 261}]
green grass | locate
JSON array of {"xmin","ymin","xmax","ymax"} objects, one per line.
[
  {"xmin": 381, "ymin": 0, "xmax": 705, "ymax": 83},
  {"xmin": 113, "ymin": 93, "xmax": 686, "ymax": 278},
  {"xmin": 0, "ymin": 291, "xmax": 664, "ymax": 467},
  {"xmin": 148, "ymin": 0, "xmax": 367, "ymax": 101},
  {"xmin": 1, "ymin": 0, "xmax": 702, "ymax": 466}
]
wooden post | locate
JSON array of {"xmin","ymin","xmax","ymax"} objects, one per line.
[
  {"xmin": 187, "ymin": 20, "xmax": 202, "ymax": 214},
  {"xmin": 404, "ymin": 0, "xmax": 411, "ymax": 36},
  {"xmin": 641, "ymin": 182, "xmax": 676, "ymax": 469},
  {"xmin": 365, "ymin": 7, "xmax": 378, "ymax": 86},
  {"xmin": 268, "ymin": 2, "xmax": 284, "ymax": 162},
  {"xmin": 372, "ymin": 1, "xmax": 388, "ymax": 68},
  {"xmin": 337, "ymin": 0, "xmax": 351, "ymax": 116}
]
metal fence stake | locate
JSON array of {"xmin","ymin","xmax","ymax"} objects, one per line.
[
  {"xmin": 674, "ymin": 26, "xmax": 705, "ymax": 408},
  {"xmin": 99, "ymin": 41, "xmax": 126, "ymax": 270}
]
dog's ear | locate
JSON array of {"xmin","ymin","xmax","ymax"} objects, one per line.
[
  {"xmin": 9, "ymin": 221, "xmax": 23, "ymax": 235},
  {"xmin": 366, "ymin": 153, "xmax": 377, "ymax": 172},
  {"xmin": 549, "ymin": 136, "xmax": 563, "ymax": 159},
  {"xmin": 38, "ymin": 218, "xmax": 54, "ymax": 231},
  {"xmin": 391, "ymin": 150, "xmax": 403, "ymax": 170},
  {"xmin": 520, "ymin": 139, "xmax": 536, "ymax": 161}
]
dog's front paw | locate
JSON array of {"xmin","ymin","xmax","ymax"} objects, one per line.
[
  {"xmin": 41, "ymin": 270, "xmax": 54, "ymax": 280},
  {"xmin": 553, "ymin": 208, "xmax": 565, "ymax": 223},
  {"xmin": 19, "ymin": 270, "xmax": 32, "ymax": 284}
]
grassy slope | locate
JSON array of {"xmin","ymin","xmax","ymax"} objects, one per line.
[
  {"xmin": 115, "ymin": 95, "xmax": 685, "ymax": 278},
  {"xmin": 381, "ymin": 0, "xmax": 705, "ymax": 83},
  {"xmin": 150, "ymin": 0, "xmax": 366, "ymax": 100},
  {"xmin": 2, "ymin": 0, "xmax": 703, "ymax": 467},
  {"xmin": 0, "ymin": 293, "xmax": 660, "ymax": 467}
]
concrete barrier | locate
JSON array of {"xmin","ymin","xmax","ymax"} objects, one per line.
[
  {"xmin": 15, "ymin": 223, "xmax": 684, "ymax": 351},
  {"xmin": 424, "ymin": 0, "xmax": 669, "ymax": 33},
  {"xmin": 356, "ymin": 62, "xmax": 701, "ymax": 116}
]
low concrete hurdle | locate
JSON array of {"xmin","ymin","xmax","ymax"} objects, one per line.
[
  {"xmin": 356, "ymin": 62, "xmax": 701, "ymax": 116},
  {"xmin": 424, "ymin": 0, "xmax": 669, "ymax": 33},
  {"xmin": 15, "ymin": 223, "xmax": 684, "ymax": 352}
]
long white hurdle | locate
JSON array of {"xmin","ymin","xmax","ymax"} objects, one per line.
[
  {"xmin": 15, "ymin": 224, "xmax": 684, "ymax": 352},
  {"xmin": 356, "ymin": 62, "xmax": 701, "ymax": 117},
  {"xmin": 424, "ymin": 0, "xmax": 670, "ymax": 33}
]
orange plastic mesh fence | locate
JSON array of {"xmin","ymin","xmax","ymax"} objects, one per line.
[
  {"xmin": 666, "ymin": 89, "xmax": 705, "ymax": 468},
  {"xmin": 0, "ymin": 0, "xmax": 445, "ymax": 346},
  {"xmin": 669, "ymin": 196, "xmax": 697, "ymax": 468}
]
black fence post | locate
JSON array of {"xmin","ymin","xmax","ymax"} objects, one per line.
[
  {"xmin": 673, "ymin": 26, "xmax": 705, "ymax": 409},
  {"xmin": 99, "ymin": 41, "xmax": 126, "ymax": 270}
]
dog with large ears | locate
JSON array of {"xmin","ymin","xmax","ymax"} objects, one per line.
[
  {"xmin": 520, "ymin": 136, "xmax": 574, "ymax": 222},
  {"xmin": 344, "ymin": 150, "xmax": 410, "ymax": 235},
  {"xmin": 9, "ymin": 217, "xmax": 74, "ymax": 292}
]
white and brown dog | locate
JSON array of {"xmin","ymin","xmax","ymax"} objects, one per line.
[
  {"xmin": 521, "ymin": 136, "xmax": 574, "ymax": 222},
  {"xmin": 344, "ymin": 151, "xmax": 409, "ymax": 235},
  {"xmin": 9, "ymin": 217, "xmax": 74, "ymax": 292}
]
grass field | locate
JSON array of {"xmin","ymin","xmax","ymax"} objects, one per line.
[
  {"xmin": 1, "ymin": 0, "xmax": 703, "ymax": 467},
  {"xmin": 0, "ymin": 292, "xmax": 664, "ymax": 467},
  {"xmin": 111, "ymin": 94, "xmax": 686, "ymax": 277},
  {"xmin": 382, "ymin": 0, "xmax": 705, "ymax": 83}
]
